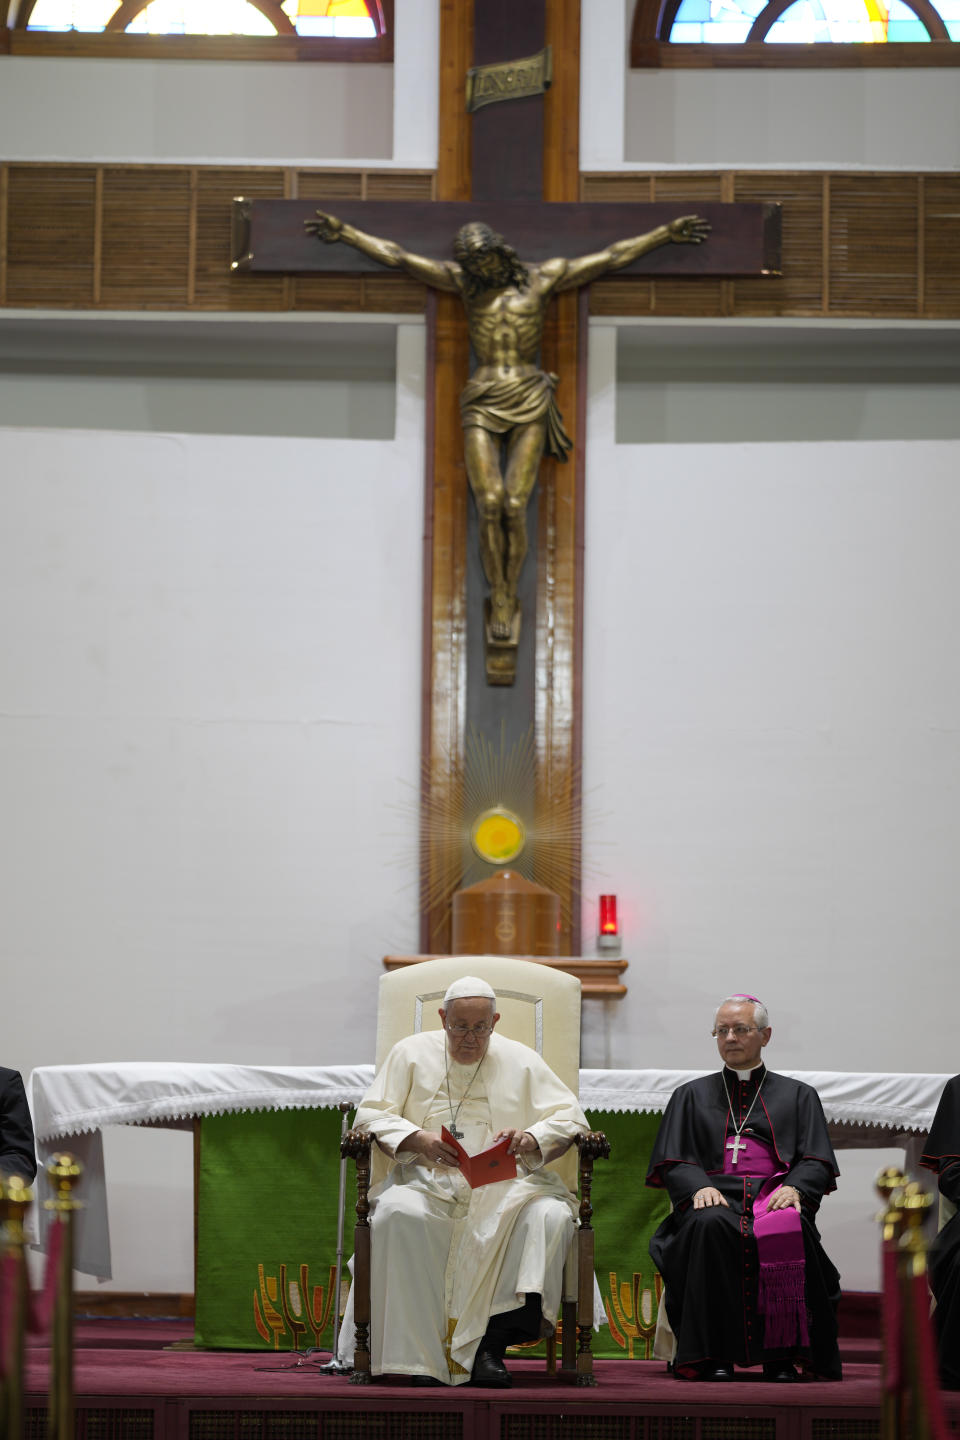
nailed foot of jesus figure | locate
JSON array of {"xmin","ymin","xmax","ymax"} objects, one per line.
[{"xmin": 489, "ymin": 587, "xmax": 517, "ymax": 642}]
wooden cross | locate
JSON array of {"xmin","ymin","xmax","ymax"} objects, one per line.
[{"xmin": 230, "ymin": 0, "xmax": 780, "ymax": 956}]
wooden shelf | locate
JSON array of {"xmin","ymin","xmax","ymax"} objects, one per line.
[{"xmin": 382, "ymin": 954, "xmax": 628, "ymax": 1000}]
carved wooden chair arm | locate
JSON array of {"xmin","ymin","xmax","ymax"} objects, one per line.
[
  {"xmin": 341, "ymin": 1129, "xmax": 372, "ymax": 1163},
  {"xmin": 574, "ymin": 1129, "xmax": 609, "ymax": 1238},
  {"xmin": 340, "ymin": 1127, "xmax": 373, "ymax": 1383},
  {"xmin": 575, "ymin": 1130, "xmax": 611, "ymax": 1165}
]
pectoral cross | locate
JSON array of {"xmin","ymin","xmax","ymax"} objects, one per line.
[
  {"xmin": 727, "ymin": 1134, "xmax": 747, "ymax": 1166},
  {"xmin": 450, "ymin": 1125, "xmax": 464, "ymax": 1141}
]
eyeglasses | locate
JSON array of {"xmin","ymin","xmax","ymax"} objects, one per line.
[
  {"xmin": 712, "ymin": 1025, "xmax": 757, "ymax": 1039},
  {"xmin": 446, "ymin": 1023, "xmax": 493, "ymax": 1038}
]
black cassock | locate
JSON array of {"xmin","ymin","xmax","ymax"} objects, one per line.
[
  {"xmin": 0, "ymin": 1067, "xmax": 37, "ymax": 1183},
  {"xmin": 645, "ymin": 1065, "xmax": 842, "ymax": 1377},
  {"xmin": 921, "ymin": 1073, "xmax": 960, "ymax": 1389}
]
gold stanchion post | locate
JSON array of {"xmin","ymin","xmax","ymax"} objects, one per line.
[
  {"xmin": 0, "ymin": 1172, "xmax": 33, "ymax": 1440},
  {"xmin": 877, "ymin": 1166, "xmax": 908, "ymax": 1440},
  {"xmin": 875, "ymin": 1166, "xmax": 945, "ymax": 1440},
  {"xmin": 45, "ymin": 1153, "xmax": 82, "ymax": 1440}
]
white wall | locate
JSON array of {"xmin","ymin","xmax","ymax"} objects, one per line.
[
  {"xmin": 624, "ymin": 68, "xmax": 960, "ymax": 170},
  {"xmin": 2, "ymin": 322, "xmax": 426, "ymax": 1289},
  {"xmin": 584, "ymin": 324, "xmax": 960, "ymax": 1075},
  {"xmin": 0, "ymin": 315, "xmax": 400, "ymax": 438},
  {"xmin": 0, "ymin": 59, "xmax": 393, "ymax": 164},
  {"xmin": 615, "ymin": 322, "xmax": 960, "ymax": 443},
  {"xmin": 1, "ymin": 323, "xmax": 425, "ymax": 1078},
  {"xmin": 582, "ymin": 321, "xmax": 960, "ymax": 1286}
]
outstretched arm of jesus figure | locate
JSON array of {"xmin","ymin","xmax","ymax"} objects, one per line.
[
  {"xmin": 551, "ymin": 214, "xmax": 710, "ymax": 293},
  {"xmin": 305, "ymin": 210, "xmax": 461, "ymax": 293}
]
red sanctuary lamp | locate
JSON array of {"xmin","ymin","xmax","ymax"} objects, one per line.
[{"xmin": 597, "ymin": 894, "xmax": 621, "ymax": 953}]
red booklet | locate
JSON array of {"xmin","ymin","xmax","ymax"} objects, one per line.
[{"xmin": 441, "ymin": 1127, "xmax": 518, "ymax": 1188}]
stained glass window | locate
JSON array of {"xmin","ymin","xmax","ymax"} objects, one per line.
[
  {"xmin": 25, "ymin": 0, "xmax": 378, "ymax": 35},
  {"xmin": 667, "ymin": 0, "xmax": 953, "ymax": 38},
  {"xmin": 670, "ymin": 0, "xmax": 765, "ymax": 44},
  {"xmin": 940, "ymin": 0, "xmax": 960, "ymax": 36},
  {"xmin": 766, "ymin": 0, "xmax": 929, "ymax": 40},
  {"xmin": 27, "ymin": 0, "xmax": 118, "ymax": 30},
  {"xmin": 125, "ymin": 1, "xmax": 275, "ymax": 35},
  {"xmin": 280, "ymin": 0, "xmax": 376, "ymax": 37}
]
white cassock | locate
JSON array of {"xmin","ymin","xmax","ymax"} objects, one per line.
[{"xmin": 337, "ymin": 1029, "xmax": 588, "ymax": 1384}]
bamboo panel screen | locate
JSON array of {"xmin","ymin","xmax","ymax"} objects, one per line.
[
  {"xmin": 357, "ymin": 273, "xmax": 426, "ymax": 312},
  {"xmin": 581, "ymin": 174, "xmax": 654, "ymax": 203},
  {"xmin": 920, "ymin": 176, "xmax": 960, "ymax": 317},
  {"xmin": 588, "ymin": 275, "xmax": 655, "ymax": 315},
  {"xmin": 295, "ymin": 171, "xmax": 366, "ymax": 201},
  {"xmin": 5, "ymin": 165, "xmax": 97, "ymax": 307},
  {"xmin": 363, "ymin": 172, "xmax": 435, "ymax": 201},
  {"xmin": 1, "ymin": 164, "xmax": 959, "ymax": 319},
  {"xmin": 651, "ymin": 173, "xmax": 726, "ymax": 203},
  {"xmin": 646, "ymin": 274, "xmax": 727, "ymax": 317},
  {"xmin": 100, "ymin": 168, "xmax": 192, "ymax": 309},
  {"xmin": 828, "ymin": 174, "xmax": 920, "ymax": 316},
  {"xmin": 292, "ymin": 273, "xmax": 367, "ymax": 312}
]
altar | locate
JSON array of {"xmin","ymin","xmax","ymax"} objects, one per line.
[{"xmin": 28, "ymin": 1063, "xmax": 948, "ymax": 1356}]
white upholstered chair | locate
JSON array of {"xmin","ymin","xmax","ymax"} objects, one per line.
[{"xmin": 342, "ymin": 955, "xmax": 609, "ymax": 1385}]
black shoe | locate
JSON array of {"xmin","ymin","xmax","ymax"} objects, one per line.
[
  {"xmin": 471, "ymin": 1347, "xmax": 513, "ymax": 1388},
  {"xmin": 411, "ymin": 1375, "xmax": 445, "ymax": 1387},
  {"xmin": 677, "ymin": 1361, "xmax": 733, "ymax": 1381},
  {"xmin": 763, "ymin": 1361, "xmax": 800, "ymax": 1382},
  {"xmin": 705, "ymin": 1362, "xmax": 734, "ymax": 1381}
]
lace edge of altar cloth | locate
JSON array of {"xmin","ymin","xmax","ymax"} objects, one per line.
[{"xmin": 29, "ymin": 1062, "xmax": 950, "ymax": 1143}]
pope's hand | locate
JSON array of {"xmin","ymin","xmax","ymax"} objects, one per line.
[
  {"xmin": 494, "ymin": 1129, "xmax": 539, "ymax": 1157},
  {"xmin": 305, "ymin": 210, "xmax": 343, "ymax": 243},
  {"xmin": 402, "ymin": 1130, "xmax": 460, "ymax": 1165},
  {"xmin": 767, "ymin": 1184, "xmax": 802, "ymax": 1212},
  {"xmin": 692, "ymin": 1186, "xmax": 729, "ymax": 1208}
]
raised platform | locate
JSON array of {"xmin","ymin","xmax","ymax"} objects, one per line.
[{"xmin": 21, "ymin": 1318, "xmax": 960, "ymax": 1440}]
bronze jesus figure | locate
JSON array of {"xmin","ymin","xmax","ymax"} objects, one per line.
[{"xmin": 307, "ymin": 212, "xmax": 709, "ymax": 677}]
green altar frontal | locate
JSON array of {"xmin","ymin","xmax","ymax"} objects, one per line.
[{"xmin": 195, "ymin": 1107, "xmax": 669, "ymax": 1360}]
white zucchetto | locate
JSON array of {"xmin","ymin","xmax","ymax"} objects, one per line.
[{"xmin": 442, "ymin": 976, "xmax": 497, "ymax": 1005}]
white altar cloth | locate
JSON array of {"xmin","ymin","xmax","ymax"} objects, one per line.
[
  {"xmin": 30, "ymin": 1062, "xmax": 376, "ymax": 1142},
  {"xmin": 31, "ymin": 1062, "xmax": 948, "ymax": 1142},
  {"xmin": 27, "ymin": 1062, "xmax": 951, "ymax": 1280}
]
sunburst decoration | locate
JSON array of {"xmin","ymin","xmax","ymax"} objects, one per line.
[{"xmin": 416, "ymin": 722, "xmax": 584, "ymax": 933}]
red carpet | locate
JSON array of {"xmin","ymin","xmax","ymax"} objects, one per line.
[{"xmin": 21, "ymin": 1319, "xmax": 960, "ymax": 1440}]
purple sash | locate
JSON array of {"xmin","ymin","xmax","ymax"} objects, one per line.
[{"xmin": 723, "ymin": 1133, "xmax": 809, "ymax": 1350}]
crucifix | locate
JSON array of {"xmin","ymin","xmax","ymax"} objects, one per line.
[
  {"xmin": 304, "ymin": 207, "xmax": 710, "ymax": 667},
  {"xmin": 230, "ymin": 0, "xmax": 780, "ymax": 954}
]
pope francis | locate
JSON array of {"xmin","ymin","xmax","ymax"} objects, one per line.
[{"xmin": 338, "ymin": 976, "xmax": 589, "ymax": 1387}]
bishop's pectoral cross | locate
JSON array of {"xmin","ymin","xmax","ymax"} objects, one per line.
[
  {"xmin": 230, "ymin": 0, "xmax": 781, "ymax": 955},
  {"xmin": 727, "ymin": 1133, "xmax": 747, "ymax": 1166}
]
